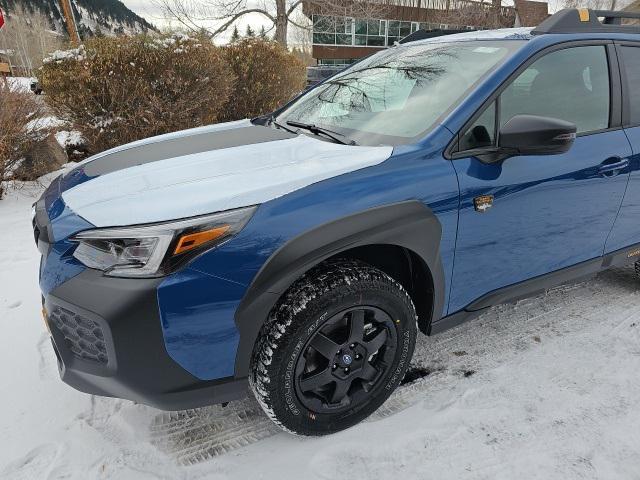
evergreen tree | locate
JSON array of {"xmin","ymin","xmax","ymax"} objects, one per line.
[
  {"xmin": 259, "ymin": 25, "xmax": 267, "ymax": 38},
  {"xmin": 245, "ymin": 25, "xmax": 255, "ymax": 37},
  {"xmin": 230, "ymin": 24, "xmax": 240, "ymax": 42}
]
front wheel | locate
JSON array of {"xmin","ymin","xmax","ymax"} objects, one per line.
[{"xmin": 250, "ymin": 260, "xmax": 417, "ymax": 436}]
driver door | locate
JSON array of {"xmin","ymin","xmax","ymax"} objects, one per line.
[{"xmin": 448, "ymin": 42, "xmax": 632, "ymax": 313}]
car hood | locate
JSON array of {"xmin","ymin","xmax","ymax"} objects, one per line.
[{"xmin": 54, "ymin": 120, "xmax": 394, "ymax": 229}]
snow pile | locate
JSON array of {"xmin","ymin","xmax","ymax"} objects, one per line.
[
  {"xmin": 25, "ymin": 116, "xmax": 68, "ymax": 132},
  {"xmin": 148, "ymin": 34, "xmax": 202, "ymax": 53},
  {"xmin": 1, "ymin": 180, "xmax": 640, "ymax": 478},
  {"xmin": 5, "ymin": 77, "xmax": 35, "ymax": 93},
  {"xmin": 43, "ymin": 45, "xmax": 87, "ymax": 65},
  {"xmin": 55, "ymin": 130, "xmax": 85, "ymax": 149}
]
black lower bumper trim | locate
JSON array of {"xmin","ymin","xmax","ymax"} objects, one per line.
[{"xmin": 47, "ymin": 269, "xmax": 248, "ymax": 410}]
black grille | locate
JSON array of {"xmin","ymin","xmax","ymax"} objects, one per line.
[{"xmin": 49, "ymin": 306, "xmax": 109, "ymax": 364}]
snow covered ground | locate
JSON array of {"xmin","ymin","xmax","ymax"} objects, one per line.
[
  {"xmin": 5, "ymin": 77, "xmax": 35, "ymax": 93},
  {"xmin": 1, "ymin": 178, "xmax": 640, "ymax": 479}
]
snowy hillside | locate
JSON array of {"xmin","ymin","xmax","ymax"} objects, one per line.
[
  {"xmin": 0, "ymin": 177, "xmax": 639, "ymax": 478},
  {"xmin": 0, "ymin": 0, "xmax": 156, "ymax": 37}
]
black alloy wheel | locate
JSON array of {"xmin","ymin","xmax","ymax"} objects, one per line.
[{"xmin": 295, "ymin": 306, "xmax": 397, "ymax": 413}]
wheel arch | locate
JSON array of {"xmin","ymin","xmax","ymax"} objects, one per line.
[
  {"xmin": 332, "ymin": 244, "xmax": 435, "ymax": 334},
  {"xmin": 233, "ymin": 200, "xmax": 445, "ymax": 378}
]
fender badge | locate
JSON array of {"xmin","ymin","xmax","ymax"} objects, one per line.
[
  {"xmin": 474, "ymin": 195, "xmax": 493, "ymax": 213},
  {"xmin": 627, "ymin": 248, "xmax": 640, "ymax": 258}
]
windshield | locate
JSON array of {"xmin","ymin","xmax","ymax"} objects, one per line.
[{"xmin": 277, "ymin": 41, "xmax": 524, "ymax": 146}]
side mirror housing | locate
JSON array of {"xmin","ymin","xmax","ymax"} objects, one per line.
[{"xmin": 498, "ymin": 114, "xmax": 577, "ymax": 156}]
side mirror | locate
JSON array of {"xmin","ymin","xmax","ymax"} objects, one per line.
[{"xmin": 498, "ymin": 114, "xmax": 576, "ymax": 156}]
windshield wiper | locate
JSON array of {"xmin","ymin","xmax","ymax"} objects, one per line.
[
  {"xmin": 271, "ymin": 118, "xmax": 298, "ymax": 133},
  {"xmin": 263, "ymin": 114, "xmax": 298, "ymax": 134},
  {"xmin": 286, "ymin": 121, "xmax": 357, "ymax": 146}
]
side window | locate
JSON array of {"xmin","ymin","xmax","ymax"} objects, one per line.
[
  {"xmin": 500, "ymin": 46, "xmax": 610, "ymax": 134},
  {"xmin": 459, "ymin": 102, "xmax": 496, "ymax": 151},
  {"xmin": 619, "ymin": 46, "xmax": 640, "ymax": 126}
]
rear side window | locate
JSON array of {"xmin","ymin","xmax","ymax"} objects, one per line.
[
  {"xmin": 619, "ymin": 46, "xmax": 640, "ymax": 126},
  {"xmin": 500, "ymin": 46, "xmax": 610, "ymax": 134}
]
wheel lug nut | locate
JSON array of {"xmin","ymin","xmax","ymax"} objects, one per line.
[
  {"xmin": 344, "ymin": 367, "xmax": 350, "ymax": 373},
  {"xmin": 332, "ymin": 364, "xmax": 337, "ymax": 370},
  {"xmin": 350, "ymin": 343, "xmax": 355, "ymax": 349},
  {"xmin": 355, "ymin": 354, "xmax": 361, "ymax": 360}
]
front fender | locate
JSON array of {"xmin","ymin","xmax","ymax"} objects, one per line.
[{"xmin": 233, "ymin": 200, "xmax": 445, "ymax": 377}]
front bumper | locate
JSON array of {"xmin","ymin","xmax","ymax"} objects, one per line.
[{"xmin": 45, "ymin": 269, "xmax": 248, "ymax": 410}]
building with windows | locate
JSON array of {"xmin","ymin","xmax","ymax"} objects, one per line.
[{"xmin": 303, "ymin": 0, "xmax": 548, "ymax": 65}]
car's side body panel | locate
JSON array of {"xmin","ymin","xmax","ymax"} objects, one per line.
[
  {"xmin": 606, "ymin": 125, "xmax": 640, "ymax": 253},
  {"xmin": 439, "ymin": 34, "xmax": 635, "ymax": 312},
  {"xmin": 431, "ymin": 239, "xmax": 640, "ymax": 334},
  {"xmin": 604, "ymin": 41, "xmax": 640, "ymax": 253},
  {"xmin": 449, "ymin": 130, "xmax": 633, "ymax": 312}
]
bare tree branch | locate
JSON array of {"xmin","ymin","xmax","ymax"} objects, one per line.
[
  {"xmin": 287, "ymin": 0, "xmax": 304, "ymax": 17},
  {"xmin": 210, "ymin": 8, "xmax": 277, "ymax": 37}
]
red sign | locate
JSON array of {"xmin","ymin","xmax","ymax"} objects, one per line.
[{"xmin": 0, "ymin": 9, "xmax": 5, "ymax": 30}]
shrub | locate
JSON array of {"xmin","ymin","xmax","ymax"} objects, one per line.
[
  {"xmin": 222, "ymin": 38, "xmax": 307, "ymax": 121},
  {"xmin": 0, "ymin": 82, "xmax": 52, "ymax": 199},
  {"xmin": 40, "ymin": 34, "xmax": 235, "ymax": 155}
]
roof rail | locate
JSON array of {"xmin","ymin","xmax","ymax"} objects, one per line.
[{"xmin": 532, "ymin": 8, "xmax": 640, "ymax": 35}]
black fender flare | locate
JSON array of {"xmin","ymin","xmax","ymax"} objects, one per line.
[{"xmin": 233, "ymin": 200, "xmax": 445, "ymax": 377}]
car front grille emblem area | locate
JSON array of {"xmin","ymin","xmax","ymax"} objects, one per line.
[{"xmin": 48, "ymin": 305, "xmax": 109, "ymax": 365}]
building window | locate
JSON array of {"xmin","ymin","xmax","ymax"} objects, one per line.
[
  {"xmin": 312, "ymin": 14, "xmax": 479, "ymax": 48},
  {"xmin": 353, "ymin": 18, "xmax": 385, "ymax": 46},
  {"xmin": 387, "ymin": 20, "xmax": 412, "ymax": 45},
  {"xmin": 318, "ymin": 58, "xmax": 357, "ymax": 66},
  {"xmin": 313, "ymin": 15, "xmax": 356, "ymax": 45}
]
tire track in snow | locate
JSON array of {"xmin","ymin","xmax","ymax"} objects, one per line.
[{"xmin": 149, "ymin": 267, "xmax": 640, "ymax": 465}]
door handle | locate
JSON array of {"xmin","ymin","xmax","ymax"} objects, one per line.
[{"xmin": 598, "ymin": 158, "xmax": 629, "ymax": 176}]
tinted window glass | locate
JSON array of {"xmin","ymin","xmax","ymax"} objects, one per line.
[
  {"xmin": 620, "ymin": 46, "xmax": 640, "ymax": 126},
  {"xmin": 500, "ymin": 46, "xmax": 610, "ymax": 134},
  {"xmin": 459, "ymin": 101, "xmax": 496, "ymax": 151}
]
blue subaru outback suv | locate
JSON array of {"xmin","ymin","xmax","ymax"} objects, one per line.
[{"xmin": 34, "ymin": 9, "xmax": 640, "ymax": 435}]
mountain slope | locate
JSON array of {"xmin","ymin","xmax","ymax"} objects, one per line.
[{"xmin": 0, "ymin": 0, "xmax": 156, "ymax": 37}]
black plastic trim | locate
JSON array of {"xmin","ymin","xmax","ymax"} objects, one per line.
[
  {"xmin": 430, "ymin": 242, "xmax": 640, "ymax": 335},
  {"xmin": 233, "ymin": 201, "xmax": 445, "ymax": 378},
  {"xmin": 614, "ymin": 41, "xmax": 640, "ymax": 128},
  {"xmin": 47, "ymin": 269, "xmax": 247, "ymax": 410},
  {"xmin": 532, "ymin": 9, "xmax": 640, "ymax": 35},
  {"xmin": 34, "ymin": 196, "xmax": 54, "ymax": 245}
]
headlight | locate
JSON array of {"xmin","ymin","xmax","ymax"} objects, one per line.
[{"xmin": 71, "ymin": 206, "xmax": 257, "ymax": 278}]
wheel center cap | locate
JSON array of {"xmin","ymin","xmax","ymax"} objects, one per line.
[{"xmin": 342, "ymin": 354, "xmax": 353, "ymax": 365}]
